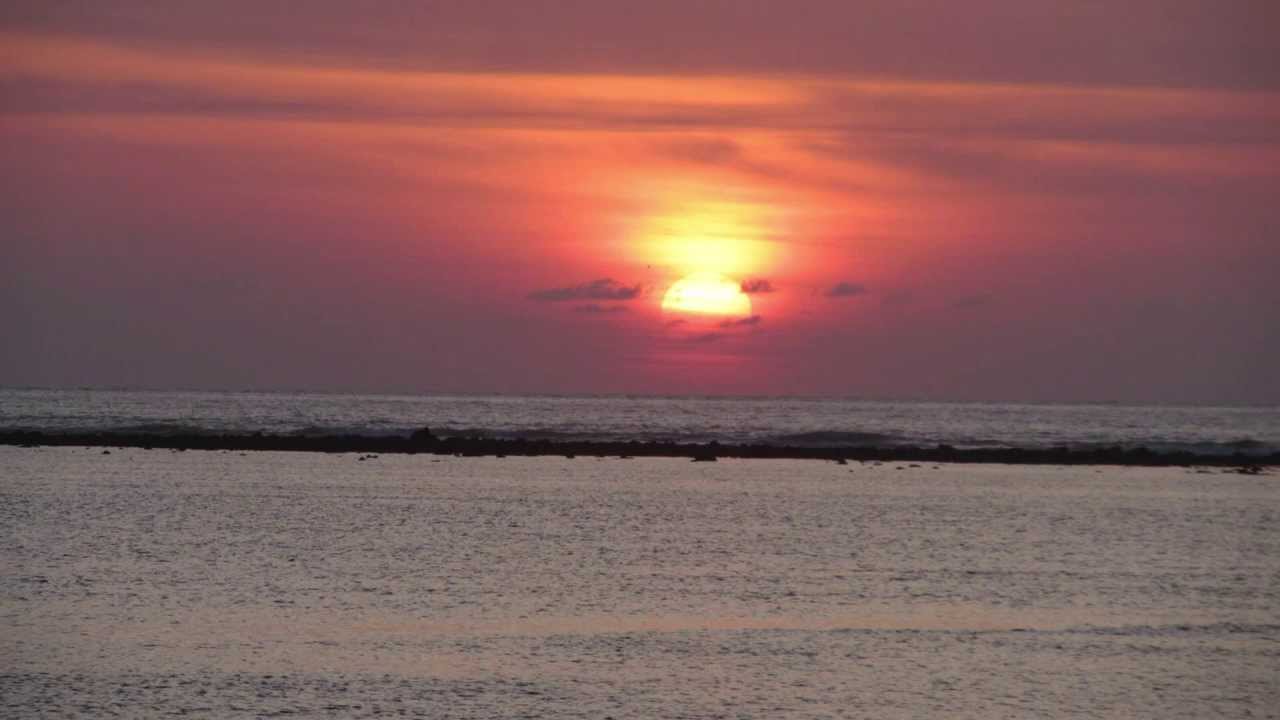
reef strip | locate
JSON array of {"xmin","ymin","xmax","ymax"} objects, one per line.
[{"xmin": 2, "ymin": 430, "xmax": 1276, "ymax": 468}]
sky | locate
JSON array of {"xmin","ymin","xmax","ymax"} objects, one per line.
[{"xmin": 3, "ymin": 1, "xmax": 1278, "ymax": 402}]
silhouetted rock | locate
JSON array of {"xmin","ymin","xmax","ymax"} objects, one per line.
[{"xmin": 410, "ymin": 426, "xmax": 436, "ymax": 443}]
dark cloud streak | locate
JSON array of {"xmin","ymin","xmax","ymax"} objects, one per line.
[
  {"xmin": 825, "ymin": 282, "xmax": 868, "ymax": 298},
  {"xmin": 574, "ymin": 303, "xmax": 629, "ymax": 314},
  {"xmin": 529, "ymin": 278, "xmax": 641, "ymax": 302}
]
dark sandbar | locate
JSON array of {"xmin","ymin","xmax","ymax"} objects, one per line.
[{"xmin": 2, "ymin": 430, "xmax": 1275, "ymax": 468}]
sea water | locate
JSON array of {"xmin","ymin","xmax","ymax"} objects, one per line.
[
  {"xmin": 2, "ymin": 388, "xmax": 1278, "ymax": 455},
  {"xmin": 2, "ymin": 447, "xmax": 1277, "ymax": 717}
]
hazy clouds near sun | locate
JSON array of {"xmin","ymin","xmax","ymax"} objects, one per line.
[{"xmin": 1, "ymin": 1, "xmax": 1277, "ymax": 401}]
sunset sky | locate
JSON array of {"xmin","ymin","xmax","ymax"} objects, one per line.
[{"xmin": 3, "ymin": 1, "xmax": 1278, "ymax": 401}]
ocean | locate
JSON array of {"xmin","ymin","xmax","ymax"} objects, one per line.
[
  {"xmin": 3, "ymin": 390, "xmax": 1278, "ymax": 717},
  {"xmin": 2, "ymin": 388, "xmax": 1278, "ymax": 456}
]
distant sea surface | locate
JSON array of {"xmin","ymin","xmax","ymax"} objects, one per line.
[{"xmin": 3, "ymin": 388, "xmax": 1278, "ymax": 456}]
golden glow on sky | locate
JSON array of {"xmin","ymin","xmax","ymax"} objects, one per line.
[
  {"xmin": 637, "ymin": 197, "xmax": 779, "ymax": 278},
  {"xmin": 661, "ymin": 272, "xmax": 753, "ymax": 317}
]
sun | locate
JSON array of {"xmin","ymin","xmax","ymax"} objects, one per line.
[{"xmin": 661, "ymin": 272, "xmax": 752, "ymax": 317}]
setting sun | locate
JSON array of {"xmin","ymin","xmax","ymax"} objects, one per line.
[{"xmin": 661, "ymin": 272, "xmax": 752, "ymax": 317}]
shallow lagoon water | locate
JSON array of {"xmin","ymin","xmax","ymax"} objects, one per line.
[{"xmin": 2, "ymin": 447, "xmax": 1278, "ymax": 717}]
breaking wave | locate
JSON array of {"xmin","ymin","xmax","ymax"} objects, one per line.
[{"xmin": 762, "ymin": 431, "xmax": 908, "ymax": 448}]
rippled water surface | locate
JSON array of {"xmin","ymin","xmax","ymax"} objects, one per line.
[{"xmin": 3, "ymin": 447, "xmax": 1278, "ymax": 717}]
